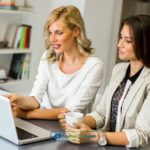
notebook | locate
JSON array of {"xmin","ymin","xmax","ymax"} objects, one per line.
[{"xmin": 0, "ymin": 95, "xmax": 52, "ymax": 145}]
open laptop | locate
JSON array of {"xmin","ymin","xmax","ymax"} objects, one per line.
[{"xmin": 0, "ymin": 95, "xmax": 52, "ymax": 145}]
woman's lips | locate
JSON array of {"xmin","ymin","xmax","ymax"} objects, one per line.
[
  {"xmin": 118, "ymin": 49, "xmax": 125, "ymax": 54},
  {"xmin": 53, "ymin": 44, "xmax": 61, "ymax": 49}
]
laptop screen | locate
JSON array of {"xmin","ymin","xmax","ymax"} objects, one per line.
[{"xmin": 0, "ymin": 96, "xmax": 19, "ymax": 144}]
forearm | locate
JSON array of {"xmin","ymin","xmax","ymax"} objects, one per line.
[
  {"xmin": 18, "ymin": 96, "xmax": 40, "ymax": 110},
  {"xmin": 106, "ymin": 131, "xmax": 129, "ymax": 146},
  {"xmin": 90, "ymin": 131, "xmax": 129, "ymax": 146},
  {"xmin": 83, "ymin": 115, "xmax": 96, "ymax": 129},
  {"xmin": 25, "ymin": 107, "xmax": 69, "ymax": 120}
]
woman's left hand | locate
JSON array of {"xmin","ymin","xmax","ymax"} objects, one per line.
[
  {"xmin": 65, "ymin": 123, "xmax": 95, "ymax": 144},
  {"xmin": 58, "ymin": 109, "xmax": 69, "ymax": 129}
]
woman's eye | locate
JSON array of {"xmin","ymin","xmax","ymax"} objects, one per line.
[
  {"xmin": 56, "ymin": 31, "xmax": 63, "ymax": 35},
  {"xmin": 126, "ymin": 40, "xmax": 132, "ymax": 43}
]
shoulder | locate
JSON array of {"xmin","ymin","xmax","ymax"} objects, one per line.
[
  {"xmin": 85, "ymin": 56, "xmax": 104, "ymax": 73},
  {"xmin": 87, "ymin": 56, "xmax": 103, "ymax": 67},
  {"xmin": 82, "ymin": 57, "xmax": 104, "ymax": 77},
  {"xmin": 141, "ymin": 67, "xmax": 150, "ymax": 84},
  {"xmin": 112, "ymin": 62, "xmax": 129, "ymax": 74}
]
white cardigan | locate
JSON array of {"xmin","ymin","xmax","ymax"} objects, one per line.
[{"xmin": 30, "ymin": 51, "xmax": 103, "ymax": 113}]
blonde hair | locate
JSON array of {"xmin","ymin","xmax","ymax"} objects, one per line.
[{"xmin": 44, "ymin": 5, "xmax": 94, "ymax": 62}]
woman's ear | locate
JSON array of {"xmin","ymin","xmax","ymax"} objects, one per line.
[{"xmin": 74, "ymin": 27, "xmax": 80, "ymax": 37}]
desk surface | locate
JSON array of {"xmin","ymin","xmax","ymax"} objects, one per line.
[{"xmin": 0, "ymin": 119, "xmax": 149, "ymax": 150}]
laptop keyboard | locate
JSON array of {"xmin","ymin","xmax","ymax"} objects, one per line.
[{"xmin": 16, "ymin": 127, "xmax": 38, "ymax": 140}]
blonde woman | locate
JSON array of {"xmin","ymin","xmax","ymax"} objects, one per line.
[{"xmin": 4, "ymin": 5, "xmax": 103, "ymax": 120}]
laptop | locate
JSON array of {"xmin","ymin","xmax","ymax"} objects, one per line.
[{"xmin": 0, "ymin": 95, "xmax": 52, "ymax": 145}]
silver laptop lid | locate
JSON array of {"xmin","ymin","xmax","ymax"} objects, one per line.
[
  {"xmin": 0, "ymin": 95, "xmax": 52, "ymax": 145},
  {"xmin": 0, "ymin": 96, "xmax": 19, "ymax": 144}
]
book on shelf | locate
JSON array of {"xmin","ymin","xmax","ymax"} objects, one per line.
[
  {"xmin": 0, "ymin": 0, "xmax": 16, "ymax": 6},
  {"xmin": 8, "ymin": 54, "xmax": 25, "ymax": 79},
  {"xmin": 24, "ymin": 25, "xmax": 31, "ymax": 48},
  {"xmin": 21, "ymin": 54, "xmax": 30, "ymax": 79},
  {"xmin": 0, "ymin": 0, "xmax": 17, "ymax": 10},
  {"xmin": 8, "ymin": 53, "xmax": 31, "ymax": 80},
  {"xmin": 4, "ymin": 24, "xmax": 18, "ymax": 48},
  {"xmin": 3, "ymin": 24, "xmax": 31, "ymax": 49},
  {"xmin": 13, "ymin": 24, "xmax": 31, "ymax": 49},
  {"xmin": 0, "ymin": 5, "xmax": 17, "ymax": 10},
  {"xmin": 19, "ymin": 26, "xmax": 26, "ymax": 48},
  {"xmin": 13, "ymin": 25, "xmax": 22, "ymax": 48}
]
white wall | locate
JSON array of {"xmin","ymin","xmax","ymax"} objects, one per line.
[
  {"xmin": 83, "ymin": 0, "xmax": 123, "ymax": 91},
  {"xmin": 1, "ymin": 0, "xmax": 123, "ymax": 94},
  {"xmin": 47, "ymin": 0, "xmax": 85, "ymax": 14}
]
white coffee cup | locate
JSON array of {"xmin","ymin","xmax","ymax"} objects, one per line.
[{"xmin": 65, "ymin": 112, "xmax": 84, "ymax": 127}]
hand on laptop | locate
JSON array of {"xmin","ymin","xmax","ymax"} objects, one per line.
[
  {"xmin": 3, "ymin": 94, "xmax": 24, "ymax": 105},
  {"xmin": 12, "ymin": 105, "xmax": 28, "ymax": 118},
  {"xmin": 2, "ymin": 94, "xmax": 39, "ymax": 110}
]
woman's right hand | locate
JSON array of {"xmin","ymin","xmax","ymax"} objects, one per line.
[
  {"xmin": 3, "ymin": 94, "xmax": 24, "ymax": 106},
  {"xmin": 3, "ymin": 94, "xmax": 39, "ymax": 111}
]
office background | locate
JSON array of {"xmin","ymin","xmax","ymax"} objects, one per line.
[{"xmin": 0, "ymin": 0, "xmax": 149, "ymax": 95}]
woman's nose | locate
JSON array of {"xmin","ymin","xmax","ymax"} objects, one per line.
[
  {"xmin": 50, "ymin": 34, "xmax": 57, "ymax": 43},
  {"xmin": 118, "ymin": 39, "xmax": 123, "ymax": 48}
]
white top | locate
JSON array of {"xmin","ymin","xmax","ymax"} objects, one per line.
[{"xmin": 30, "ymin": 51, "xmax": 103, "ymax": 113}]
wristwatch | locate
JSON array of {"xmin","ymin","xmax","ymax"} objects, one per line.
[{"xmin": 98, "ymin": 131, "xmax": 107, "ymax": 146}]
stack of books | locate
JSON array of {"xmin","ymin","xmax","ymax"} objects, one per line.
[
  {"xmin": 14, "ymin": 24, "xmax": 32, "ymax": 49},
  {"xmin": 9, "ymin": 53, "xmax": 31, "ymax": 80},
  {"xmin": 4, "ymin": 24, "xmax": 32, "ymax": 48},
  {"xmin": 0, "ymin": 0, "xmax": 18, "ymax": 10}
]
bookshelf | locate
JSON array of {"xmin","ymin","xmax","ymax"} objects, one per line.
[
  {"xmin": 0, "ymin": 7, "xmax": 34, "ymax": 84},
  {"xmin": 0, "ymin": 8, "xmax": 33, "ymax": 14},
  {"xmin": 0, "ymin": 48, "xmax": 31, "ymax": 54}
]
